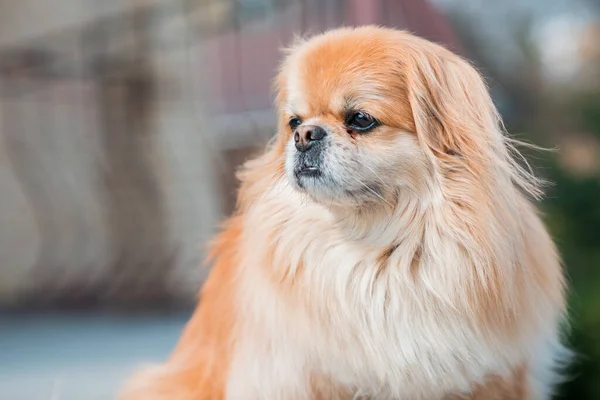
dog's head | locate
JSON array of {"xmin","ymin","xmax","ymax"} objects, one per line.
[{"xmin": 273, "ymin": 26, "xmax": 538, "ymax": 209}]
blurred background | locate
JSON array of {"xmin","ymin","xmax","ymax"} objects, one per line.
[{"xmin": 0, "ymin": 0, "xmax": 598, "ymax": 398}]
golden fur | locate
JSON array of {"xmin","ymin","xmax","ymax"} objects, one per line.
[{"xmin": 119, "ymin": 26, "xmax": 567, "ymax": 400}]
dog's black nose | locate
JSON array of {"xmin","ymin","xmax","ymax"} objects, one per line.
[{"xmin": 294, "ymin": 125, "xmax": 326, "ymax": 152}]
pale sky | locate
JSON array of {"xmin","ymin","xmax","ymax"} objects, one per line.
[{"xmin": 429, "ymin": 0, "xmax": 598, "ymax": 82}]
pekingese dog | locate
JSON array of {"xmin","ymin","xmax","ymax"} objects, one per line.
[{"xmin": 120, "ymin": 26, "xmax": 568, "ymax": 400}]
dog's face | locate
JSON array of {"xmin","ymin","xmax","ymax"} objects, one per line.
[
  {"xmin": 278, "ymin": 29, "xmax": 425, "ymax": 206},
  {"xmin": 275, "ymin": 27, "xmax": 517, "ymax": 209}
]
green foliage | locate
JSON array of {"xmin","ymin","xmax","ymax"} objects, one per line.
[
  {"xmin": 534, "ymin": 94, "xmax": 600, "ymax": 399},
  {"xmin": 544, "ymin": 159, "xmax": 600, "ymax": 399}
]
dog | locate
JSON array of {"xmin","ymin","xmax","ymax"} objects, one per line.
[{"xmin": 119, "ymin": 26, "xmax": 568, "ymax": 400}]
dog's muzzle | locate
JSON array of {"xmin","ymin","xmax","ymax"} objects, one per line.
[{"xmin": 294, "ymin": 125, "xmax": 326, "ymax": 177}]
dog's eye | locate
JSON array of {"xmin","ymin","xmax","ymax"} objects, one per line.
[
  {"xmin": 346, "ymin": 112, "xmax": 377, "ymax": 132},
  {"xmin": 288, "ymin": 117, "xmax": 302, "ymax": 131}
]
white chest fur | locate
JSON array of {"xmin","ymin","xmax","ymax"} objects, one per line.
[{"xmin": 225, "ymin": 187, "xmax": 561, "ymax": 400}]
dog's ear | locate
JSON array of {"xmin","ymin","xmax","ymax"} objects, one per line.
[
  {"xmin": 406, "ymin": 45, "xmax": 543, "ymax": 199},
  {"xmin": 272, "ymin": 35, "xmax": 307, "ymax": 117},
  {"xmin": 407, "ymin": 48, "xmax": 499, "ymax": 165}
]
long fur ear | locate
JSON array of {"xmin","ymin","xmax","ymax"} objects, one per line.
[
  {"xmin": 406, "ymin": 44, "xmax": 543, "ymax": 200},
  {"xmin": 271, "ymin": 34, "xmax": 309, "ymax": 116}
]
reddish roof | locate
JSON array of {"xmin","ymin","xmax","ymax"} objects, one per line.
[{"xmin": 203, "ymin": 0, "xmax": 463, "ymax": 115}]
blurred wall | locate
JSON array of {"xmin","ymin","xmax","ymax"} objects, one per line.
[
  {"xmin": 0, "ymin": 0, "xmax": 222, "ymax": 308},
  {"xmin": 0, "ymin": 0, "xmax": 463, "ymax": 309}
]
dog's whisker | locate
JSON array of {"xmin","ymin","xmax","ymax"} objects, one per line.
[{"xmin": 356, "ymin": 179, "xmax": 393, "ymax": 208}]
